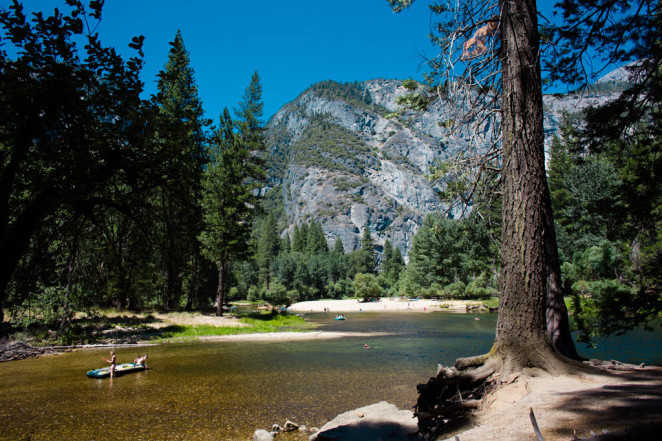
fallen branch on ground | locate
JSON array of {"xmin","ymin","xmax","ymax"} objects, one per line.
[{"xmin": 0, "ymin": 341, "xmax": 61, "ymax": 362}]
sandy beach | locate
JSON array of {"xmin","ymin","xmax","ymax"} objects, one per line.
[{"xmin": 288, "ymin": 297, "xmax": 481, "ymax": 313}]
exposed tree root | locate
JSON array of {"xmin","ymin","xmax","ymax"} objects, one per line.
[
  {"xmin": 0, "ymin": 341, "xmax": 62, "ymax": 362},
  {"xmin": 415, "ymin": 356, "xmax": 499, "ymax": 439},
  {"xmin": 414, "ymin": 349, "xmax": 587, "ymax": 439}
]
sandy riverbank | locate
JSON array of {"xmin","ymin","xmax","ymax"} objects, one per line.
[{"xmin": 288, "ymin": 298, "xmax": 482, "ymax": 313}]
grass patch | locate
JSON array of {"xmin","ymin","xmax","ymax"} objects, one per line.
[
  {"xmin": 481, "ymin": 297, "xmax": 499, "ymax": 309},
  {"xmin": 154, "ymin": 313, "xmax": 312, "ymax": 342}
]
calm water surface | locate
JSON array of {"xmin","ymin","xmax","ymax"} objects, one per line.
[{"xmin": 1, "ymin": 311, "xmax": 659, "ymax": 440}]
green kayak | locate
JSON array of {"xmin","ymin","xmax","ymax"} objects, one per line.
[{"xmin": 86, "ymin": 362, "xmax": 146, "ymax": 378}]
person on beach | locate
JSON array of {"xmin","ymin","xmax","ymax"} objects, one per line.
[{"xmin": 103, "ymin": 350, "xmax": 116, "ymax": 378}]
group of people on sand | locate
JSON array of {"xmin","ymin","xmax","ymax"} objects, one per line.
[{"xmin": 103, "ymin": 350, "xmax": 148, "ymax": 378}]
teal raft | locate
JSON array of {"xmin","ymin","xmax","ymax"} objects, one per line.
[{"xmin": 86, "ymin": 362, "xmax": 146, "ymax": 379}]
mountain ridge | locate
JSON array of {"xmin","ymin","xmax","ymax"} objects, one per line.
[{"xmin": 263, "ymin": 75, "xmax": 625, "ymax": 259}]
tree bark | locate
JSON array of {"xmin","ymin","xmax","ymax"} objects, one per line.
[
  {"xmin": 544, "ymin": 202, "xmax": 579, "ymax": 359},
  {"xmin": 494, "ymin": 0, "xmax": 572, "ymax": 371},
  {"xmin": 215, "ymin": 257, "xmax": 228, "ymax": 317}
]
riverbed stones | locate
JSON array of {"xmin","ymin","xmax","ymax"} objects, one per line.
[
  {"xmin": 253, "ymin": 429, "xmax": 274, "ymax": 441},
  {"xmin": 283, "ymin": 420, "xmax": 299, "ymax": 432}
]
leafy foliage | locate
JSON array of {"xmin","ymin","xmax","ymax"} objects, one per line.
[
  {"xmin": 0, "ymin": 0, "xmax": 159, "ymax": 327},
  {"xmin": 401, "ymin": 213, "xmax": 497, "ymax": 299},
  {"xmin": 550, "ymin": 119, "xmax": 662, "ymax": 342}
]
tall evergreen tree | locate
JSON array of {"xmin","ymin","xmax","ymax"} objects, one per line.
[
  {"xmin": 153, "ymin": 30, "xmax": 207, "ymax": 310},
  {"xmin": 235, "ymin": 70, "xmax": 267, "ymax": 186},
  {"xmin": 281, "ymin": 233, "xmax": 291, "ymax": 254},
  {"xmin": 382, "ymin": 240, "xmax": 394, "ymax": 271},
  {"xmin": 307, "ymin": 221, "xmax": 329, "ymax": 254},
  {"xmin": 328, "ymin": 237, "xmax": 348, "ymax": 283},
  {"xmin": 360, "ymin": 227, "xmax": 376, "ymax": 274},
  {"xmin": 292, "ymin": 223, "xmax": 308, "ymax": 253},
  {"xmin": 199, "ymin": 72, "xmax": 266, "ymax": 316},
  {"xmin": 381, "ymin": 239, "xmax": 405, "ymax": 286},
  {"xmin": 256, "ymin": 214, "xmax": 280, "ymax": 288},
  {"xmin": 333, "ymin": 237, "xmax": 345, "ymax": 254},
  {"xmin": 200, "ymin": 110, "xmax": 251, "ymax": 315}
]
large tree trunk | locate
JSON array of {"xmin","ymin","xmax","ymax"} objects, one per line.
[
  {"xmin": 493, "ymin": 0, "xmax": 574, "ymax": 372},
  {"xmin": 215, "ymin": 258, "xmax": 227, "ymax": 317},
  {"xmin": 413, "ymin": 2, "xmax": 581, "ymax": 437},
  {"xmin": 544, "ymin": 205, "xmax": 580, "ymax": 359}
]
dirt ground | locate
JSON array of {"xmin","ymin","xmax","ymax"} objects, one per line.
[
  {"xmin": 309, "ymin": 365, "xmax": 662, "ymax": 441},
  {"xmin": 438, "ymin": 366, "xmax": 662, "ymax": 441}
]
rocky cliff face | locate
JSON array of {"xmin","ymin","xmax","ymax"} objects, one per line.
[{"xmin": 264, "ymin": 76, "xmax": 626, "ymax": 259}]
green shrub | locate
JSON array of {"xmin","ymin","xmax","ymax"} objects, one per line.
[
  {"xmin": 441, "ymin": 281, "xmax": 466, "ymax": 299},
  {"xmin": 354, "ymin": 273, "xmax": 381, "ymax": 301}
]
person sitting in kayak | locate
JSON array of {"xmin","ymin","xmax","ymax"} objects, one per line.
[
  {"xmin": 134, "ymin": 354, "xmax": 148, "ymax": 368},
  {"xmin": 103, "ymin": 350, "xmax": 116, "ymax": 378}
]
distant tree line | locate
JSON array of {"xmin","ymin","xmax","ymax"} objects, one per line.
[{"xmin": 228, "ymin": 218, "xmax": 406, "ymax": 306}]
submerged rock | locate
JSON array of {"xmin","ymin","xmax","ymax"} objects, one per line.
[{"xmin": 253, "ymin": 429, "xmax": 274, "ymax": 441}]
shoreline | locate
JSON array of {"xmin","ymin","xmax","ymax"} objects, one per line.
[
  {"xmin": 1, "ymin": 300, "xmax": 486, "ymax": 360},
  {"xmin": 288, "ymin": 297, "xmax": 483, "ymax": 313}
]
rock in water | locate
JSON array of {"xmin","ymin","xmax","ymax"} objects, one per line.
[
  {"xmin": 253, "ymin": 429, "xmax": 274, "ymax": 441},
  {"xmin": 283, "ymin": 420, "xmax": 299, "ymax": 432},
  {"xmin": 309, "ymin": 401, "xmax": 419, "ymax": 440}
]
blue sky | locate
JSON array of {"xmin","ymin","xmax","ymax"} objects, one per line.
[
  {"xmin": 6, "ymin": 0, "xmax": 441, "ymax": 122},
  {"xmin": 4, "ymin": 1, "xmax": 581, "ymax": 123}
]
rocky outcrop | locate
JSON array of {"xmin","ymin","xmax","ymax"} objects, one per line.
[
  {"xmin": 264, "ymin": 74, "xmax": 628, "ymax": 259},
  {"xmin": 309, "ymin": 401, "xmax": 419, "ymax": 441}
]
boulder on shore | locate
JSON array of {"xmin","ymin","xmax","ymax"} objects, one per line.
[{"xmin": 309, "ymin": 401, "xmax": 419, "ymax": 441}]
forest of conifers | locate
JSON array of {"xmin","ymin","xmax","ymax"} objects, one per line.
[{"xmin": 0, "ymin": 1, "xmax": 659, "ymax": 345}]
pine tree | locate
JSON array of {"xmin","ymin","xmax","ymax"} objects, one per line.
[
  {"xmin": 153, "ymin": 30, "xmax": 207, "ymax": 310},
  {"xmin": 307, "ymin": 221, "xmax": 329, "ymax": 254},
  {"xmin": 381, "ymin": 239, "xmax": 394, "ymax": 276},
  {"xmin": 199, "ymin": 109, "xmax": 255, "ymax": 316},
  {"xmin": 235, "ymin": 70, "xmax": 267, "ymax": 185},
  {"xmin": 292, "ymin": 223, "xmax": 308, "ymax": 253},
  {"xmin": 257, "ymin": 214, "xmax": 280, "ymax": 288},
  {"xmin": 360, "ymin": 227, "xmax": 376, "ymax": 274},
  {"xmin": 333, "ymin": 237, "xmax": 345, "ymax": 254},
  {"xmin": 381, "ymin": 239, "xmax": 405, "ymax": 286},
  {"xmin": 328, "ymin": 237, "xmax": 348, "ymax": 283},
  {"xmin": 281, "ymin": 233, "xmax": 291, "ymax": 254}
]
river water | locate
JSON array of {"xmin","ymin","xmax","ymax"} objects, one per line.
[{"xmin": 1, "ymin": 311, "xmax": 660, "ymax": 440}]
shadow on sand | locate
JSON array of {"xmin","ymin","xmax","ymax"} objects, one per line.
[{"xmin": 548, "ymin": 368, "xmax": 662, "ymax": 440}]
